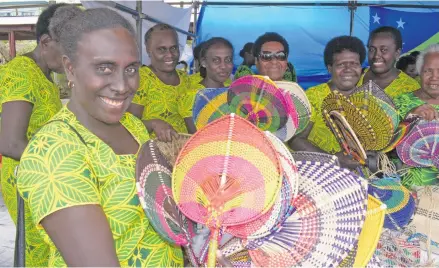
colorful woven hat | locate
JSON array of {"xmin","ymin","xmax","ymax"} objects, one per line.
[
  {"xmin": 368, "ymin": 176, "xmax": 416, "ymax": 230},
  {"xmin": 275, "ymin": 81, "xmax": 311, "ymax": 135},
  {"xmin": 228, "ymin": 75, "xmax": 298, "ymax": 140},
  {"xmin": 397, "ymin": 120, "xmax": 439, "ymax": 168},
  {"xmin": 290, "ymin": 151, "xmax": 340, "ymax": 166},
  {"xmin": 324, "ymin": 110, "xmax": 367, "ymax": 165},
  {"xmin": 192, "ymin": 87, "xmax": 230, "ymax": 129},
  {"xmin": 246, "ymin": 161, "xmax": 368, "ymax": 267},
  {"xmin": 155, "ymin": 133, "xmax": 191, "ymax": 167},
  {"xmin": 172, "ymin": 114, "xmax": 283, "ymax": 266}
]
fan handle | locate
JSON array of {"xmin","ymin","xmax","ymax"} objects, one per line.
[{"xmin": 207, "ymin": 228, "xmax": 220, "ymax": 267}]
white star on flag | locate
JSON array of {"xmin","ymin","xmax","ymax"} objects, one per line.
[
  {"xmin": 372, "ymin": 13, "xmax": 380, "ymax": 24},
  {"xmin": 396, "ymin": 18, "xmax": 406, "ymax": 29}
]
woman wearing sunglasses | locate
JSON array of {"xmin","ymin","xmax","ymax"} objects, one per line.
[{"xmin": 234, "ymin": 32, "xmax": 298, "ymax": 82}]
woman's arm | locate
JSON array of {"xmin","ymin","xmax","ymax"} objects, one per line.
[
  {"xmin": 0, "ymin": 101, "xmax": 33, "ymax": 160},
  {"xmin": 41, "ymin": 205, "xmax": 120, "ymax": 267},
  {"xmin": 184, "ymin": 117, "xmax": 197, "ymax": 134}
]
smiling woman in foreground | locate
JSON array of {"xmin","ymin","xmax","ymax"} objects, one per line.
[{"xmin": 16, "ymin": 6, "xmax": 182, "ymax": 267}]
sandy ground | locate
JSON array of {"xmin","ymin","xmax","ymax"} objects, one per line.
[{"xmin": 0, "ymin": 192, "xmax": 15, "ymax": 267}]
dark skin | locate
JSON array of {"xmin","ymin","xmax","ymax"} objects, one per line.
[
  {"xmin": 41, "ymin": 27, "xmax": 141, "ymax": 266},
  {"xmin": 0, "ymin": 34, "xmax": 64, "ymax": 161},
  {"xmin": 127, "ymin": 29, "xmax": 180, "ymax": 142}
]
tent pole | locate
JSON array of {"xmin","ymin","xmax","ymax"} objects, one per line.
[
  {"xmin": 136, "ymin": 0, "xmax": 143, "ymax": 60},
  {"xmin": 193, "ymin": 1, "xmax": 198, "ymax": 39},
  {"xmin": 348, "ymin": 0, "xmax": 357, "ymax": 36}
]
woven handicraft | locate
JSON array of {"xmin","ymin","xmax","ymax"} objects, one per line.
[
  {"xmin": 396, "ymin": 119, "xmax": 439, "ymax": 168},
  {"xmin": 351, "ymin": 80, "xmax": 394, "ymax": 108},
  {"xmin": 228, "ymin": 75, "xmax": 298, "ymax": 140},
  {"xmin": 275, "ymin": 81, "xmax": 311, "ymax": 135},
  {"xmin": 375, "ymin": 229, "xmax": 421, "ymax": 267},
  {"xmin": 172, "ymin": 114, "xmax": 282, "ymax": 266},
  {"xmin": 382, "ymin": 119, "xmax": 419, "ymax": 153},
  {"xmin": 290, "ymin": 151, "xmax": 340, "ymax": 166},
  {"xmin": 246, "ymin": 161, "xmax": 368, "ymax": 267},
  {"xmin": 324, "ymin": 110, "xmax": 367, "ymax": 164},
  {"xmin": 322, "ymin": 90, "xmax": 376, "ymax": 149},
  {"xmin": 227, "ymin": 132, "xmax": 298, "ymax": 239},
  {"xmin": 368, "ymin": 176, "xmax": 416, "ymax": 230},
  {"xmin": 349, "ymin": 91, "xmax": 394, "ymax": 150},
  {"xmin": 220, "ymin": 237, "xmax": 251, "ymax": 267},
  {"xmin": 192, "ymin": 87, "xmax": 230, "ymax": 129},
  {"xmin": 155, "ymin": 133, "xmax": 191, "ymax": 167}
]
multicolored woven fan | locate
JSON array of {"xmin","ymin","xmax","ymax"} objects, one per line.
[
  {"xmin": 172, "ymin": 114, "xmax": 283, "ymax": 266},
  {"xmin": 351, "ymin": 80, "xmax": 394, "ymax": 108},
  {"xmin": 228, "ymin": 75, "xmax": 297, "ymax": 140},
  {"xmin": 290, "ymin": 151, "xmax": 340, "ymax": 166},
  {"xmin": 246, "ymin": 161, "xmax": 368, "ymax": 267},
  {"xmin": 396, "ymin": 120, "xmax": 439, "ymax": 167},
  {"xmin": 324, "ymin": 110, "xmax": 367, "ymax": 165},
  {"xmin": 192, "ymin": 87, "xmax": 230, "ymax": 129},
  {"xmin": 135, "ymin": 140, "xmax": 198, "ymax": 265},
  {"xmin": 275, "ymin": 81, "xmax": 311, "ymax": 135},
  {"xmin": 155, "ymin": 133, "xmax": 191, "ymax": 167},
  {"xmin": 368, "ymin": 176, "xmax": 416, "ymax": 230}
]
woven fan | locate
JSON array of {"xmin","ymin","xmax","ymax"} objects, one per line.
[
  {"xmin": 275, "ymin": 81, "xmax": 311, "ymax": 135},
  {"xmin": 290, "ymin": 151, "xmax": 340, "ymax": 166},
  {"xmin": 192, "ymin": 87, "xmax": 230, "ymax": 129},
  {"xmin": 226, "ymin": 132, "xmax": 298, "ymax": 239},
  {"xmin": 219, "ymin": 237, "xmax": 251, "ymax": 267},
  {"xmin": 349, "ymin": 91, "xmax": 394, "ymax": 150},
  {"xmin": 155, "ymin": 133, "xmax": 191, "ymax": 167},
  {"xmin": 135, "ymin": 140, "xmax": 198, "ymax": 265},
  {"xmin": 396, "ymin": 119, "xmax": 439, "ymax": 167},
  {"xmin": 172, "ymin": 114, "xmax": 283, "ymax": 266},
  {"xmin": 368, "ymin": 176, "xmax": 416, "ymax": 230},
  {"xmin": 246, "ymin": 161, "xmax": 368, "ymax": 267},
  {"xmin": 324, "ymin": 110, "xmax": 367, "ymax": 165},
  {"xmin": 351, "ymin": 80, "xmax": 394, "ymax": 107},
  {"xmin": 321, "ymin": 90, "xmax": 377, "ymax": 149},
  {"xmin": 228, "ymin": 75, "xmax": 296, "ymax": 139},
  {"xmin": 376, "ymin": 97, "xmax": 399, "ymax": 130}
]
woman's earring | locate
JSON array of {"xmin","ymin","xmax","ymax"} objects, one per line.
[{"xmin": 67, "ymin": 81, "xmax": 74, "ymax": 88}]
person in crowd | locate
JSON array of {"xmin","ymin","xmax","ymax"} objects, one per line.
[
  {"xmin": 394, "ymin": 44, "xmax": 439, "ymax": 187},
  {"xmin": 0, "ymin": 3, "xmax": 72, "ymax": 232},
  {"xmin": 358, "ymin": 26, "xmax": 419, "ymax": 98},
  {"xmin": 177, "ymin": 60, "xmax": 189, "ymax": 72},
  {"xmin": 288, "ymin": 36, "xmax": 366, "ymax": 170},
  {"xmin": 189, "ymin": 41, "xmax": 205, "ymax": 83},
  {"xmin": 128, "ymin": 23, "xmax": 191, "ymax": 142},
  {"xmin": 235, "ymin": 33, "xmax": 298, "ymax": 82},
  {"xmin": 410, "ymin": 50, "xmax": 421, "ymax": 60},
  {"xmin": 234, "ymin": 42, "xmax": 255, "ymax": 80},
  {"xmin": 396, "ymin": 55, "xmax": 418, "ymax": 79},
  {"xmin": 179, "ymin": 37, "xmax": 234, "ymax": 133},
  {"xmin": 17, "ymin": 7, "xmax": 183, "ymax": 267}
]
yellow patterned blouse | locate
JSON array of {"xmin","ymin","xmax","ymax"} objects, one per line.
[
  {"xmin": 132, "ymin": 66, "xmax": 191, "ymax": 134},
  {"xmin": 305, "ymin": 83, "xmax": 341, "ymax": 154},
  {"xmin": 16, "ymin": 106, "xmax": 183, "ymax": 267},
  {"xmin": 0, "ymin": 56, "xmax": 62, "ymax": 229},
  {"xmin": 358, "ymin": 68, "xmax": 420, "ymax": 99}
]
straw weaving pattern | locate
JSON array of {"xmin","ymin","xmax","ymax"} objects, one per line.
[
  {"xmin": 247, "ymin": 161, "xmax": 368, "ymax": 267},
  {"xmin": 155, "ymin": 133, "xmax": 191, "ymax": 167},
  {"xmin": 375, "ymin": 229, "xmax": 421, "ymax": 267},
  {"xmin": 382, "ymin": 121, "xmax": 412, "ymax": 153},
  {"xmin": 290, "ymin": 151, "xmax": 340, "ymax": 166},
  {"xmin": 352, "ymin": 80, "xmax": 394, "ymax": 108},
  {"xmin": 397, "ymin": 120, "xmax": 439, "ymax": 167},
  {"xmin": 192, "ymin": 87, "xmax": 230, "ymax": 129}
]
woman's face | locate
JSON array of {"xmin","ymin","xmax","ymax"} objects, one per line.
[
  {"xmin": 64, "ymin": 27, "xmax": 141, "ymax": 124},
  {"xmin": 146, "ymin": 29, "xmax": 180, "ymax": 73},
  {"xmin": 202, "ymin": 43, "xmax": 234, "ymax": 84},
  {"xmin": 328, "ymin": 50, "xmax": 362, "ymax": 92},
  {"xmin": 421, "ymin": 52, "xmax": 439, "ymax": 98},
  {"xmin": 256, "ymin": 41, "xmax": 288, "ymax": 81},
  {"xmin": 405, "ymin": 64, "xmax": 418, "ymax": 79},
  {"xmin": 368, "ymin": 33, "xmax": 400, "ymax": 75}
]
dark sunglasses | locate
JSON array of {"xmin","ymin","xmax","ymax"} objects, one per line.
[{"xmin": 258, "ymin": 51, "xmax": 288, "ymax": 62}]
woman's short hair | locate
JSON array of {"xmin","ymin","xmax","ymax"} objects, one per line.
[
  {"xmin": 323, "ymin": 35, "xmax": 366, "ymax": 67},
  {"xmin": 396, "ymin": 55, "xmax": 416, "ymax": 71},
  {"xmin": 253, "ymin": 32, "xmax": 289, "ymax": 58},
  {"xmin": 368, "ymin": 26, "xmax": 403, "ymax": 50},
  {"xmin": 416, "ymin": 44, "xmax": 439, "ymax": 74},
  {"xmin": 144, "ymin": 23, "xmax": 178, "ymax": 46},
  {"xmin": 36, "ymin": 3, "xmax": 68, "ymax": 42}
]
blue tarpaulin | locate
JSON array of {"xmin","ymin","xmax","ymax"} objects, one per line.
[{"xmin": 196, "ymin": 1, "xmax": 439, "ymax": 89}]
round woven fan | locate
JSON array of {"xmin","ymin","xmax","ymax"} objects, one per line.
[
  {"xmin": 135, "ymin": 140, "xmax": 198, "ymax": 265},
  {"xmin": 368, "ymin": 177, "xmax": 416, "ymax": 230},
  {"xmin": 228, "ymin": 75, "xmax": 295, "ymax": 137},
  {"xmin": 376, "ymin": 97, "xmax": 399, "ymax": 130},
  {"xmin": 172, "ymin": 114, "xmax": 283, "ymax": 266},
  {"xmin": 246, "ymin": 161, "xmax": 368, "ymax": 267},
  {"xmin": 274, "ymin": 90, "xmax": 298, "ymax": 141},
  {"xmin": 192, "ymin": 87, "xmax": 230, "ymax": 129},
  {"xmin": 396, "ymin": 120, "xmax": 439, "ymax": 167},
  {"xmin": 226, "ymin": 132, "xmax": 298, "ymax": 239},
  {"xmin": 349, "ymin": 91, "xmax": 394, "ymax": 150},
  {"xmin": 155, "ymin": 133, "xmax": 191, "ymax": 167},
  {"xmin": 351, "ymin": 80, "xmax": 394, "ymax": 107},
  {"xmin": 290, "ymin": 151, "xmax": 340, "ymax": 166},
  {"xmin": 324, "ymin": 110, "xmax": 367, "ymax": 165},
  {"xmin": 322, "ymin": 90, "xmax": 376, "ymax": 149},
  {"xmin": 275, "ymin": 81, "xmax": 311, "ymax": 135}
]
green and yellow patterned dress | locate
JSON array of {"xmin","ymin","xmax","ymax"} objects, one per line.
[
  {"xmin": 358, "ymin": 68, "xmax": 420, "ymax": 99},
  {"xmin": 132, "ymin": 66, "xmax": 191, "ymax": 134},
  {"xmin": 394, "ymin": 91, "xmax": 439, "ymax": 187},
  {"xmin": 305, "ymin": 83, "xmax": 342, "ymax": 154},
  {"xmin": 16, "ymin": 106, "xmax": 183, "ymax": 267},
  {"xmin": 0, "ymin": 56, "xmax": 62, "ymax": 226}
]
